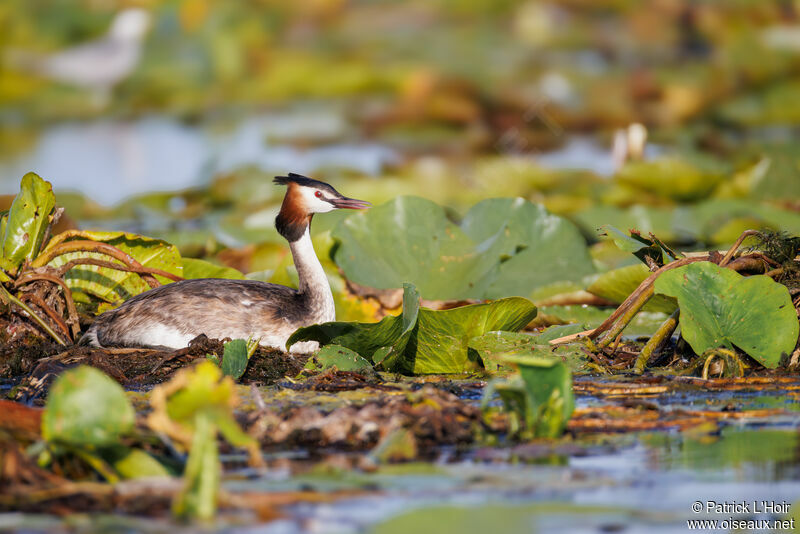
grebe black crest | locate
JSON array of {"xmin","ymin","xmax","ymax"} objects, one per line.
[{"xmin": 81, "ymin": 173, "xmax": 370, "ymax": 353}]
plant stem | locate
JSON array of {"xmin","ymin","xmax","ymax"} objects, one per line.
[
  {"xmin": 719, "ymin": 230, "xmax": 761, "ymax": 267},
  {"xmin": 634, "ymin": 309, "xmax": 679, "ymax": 374},
  {"xmin": 0, "ymin": 284, "xmax": 65, "ymax": 345},
  {"xmin": 19, "ymin": 292, "xmax": 71, "ymax": 341},
  {"xmin": 15, "ymin": 271, "xmax": 81, "ymax": 337},
  {"xmin": 596, "ymin": 285, "xmax": 654, "ymax": 348},
  {"xmin": 55, "ymin": 257, "xmax": 183, "ymax": 283},
  {"xmin": 589, "ymin": 256, "xmax": 708, "ymax": 343},
  {"xmin": 31, "ymin": 240, "xmax": 181, "ymax": 288}
]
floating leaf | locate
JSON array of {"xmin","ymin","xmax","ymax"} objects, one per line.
[
  {"xmin": 333, "ymin": 197, "xmax": 594, "ymax": 300},
  {"xmin": 182, "ymin": 257, "xmax": 245, "ymax": 280},
  {"xmin": 573, "ymin": 205, "xmax": 678, "ymax": 245},
  {"xmin": 600, "ymin": 225, "xmax": 677, "ymax": 268},
  {"xmin": 40, "ymin": 230, "xmax": 183, "ymax": 310},
  {"xmin": 587, "ymin": 263, "xmax": 677, "ymax": 314},
  {"xmin": 469, "ymin": 328, "xmax": 589, "ymax": 373},
  {"xmin": 691, "ymin": 199, "xmax": 800, "ymax": 244},
  {"xmin": 482, "ymin": 351, "xmax": 574, "ymax": 438},
  {"xmin": 112, "ymin": 448, "xmax": 172, "ymax": 480},
  {"xmin": 468, "ymin": 331, "xmax": 537, "ymax": 371},
  {"xmin": 304, "ymin": 345, "xmax": 373, "ymax": 373},
  {"xmin": 147, "ymin": 361, "xmax": 262, "ymax": 520},
  {"xmin": 42, "ymin": 366, "xmax": 134, "ymax": 447},
  {"xmin": 616, "ymin": 157, "xmax": 725, "ymax": 202},
  {"xmin": 513, "ymin": 353, "xmax": 575, "ymax": 437},
  {"xmin": 1, "ymin": 172, "xmax": 56, "ymax": 273},
  {"xmin": 288, "ymin": 283, "xmax": 537, "ymax": 374},
  {"xmin": 219, "ymin": 339, "xmax": 253, "ymax": 380},
  {"xmin": 654, "ymin": 262, "xmax": 798, "ymax": 368},
  {"xmin": 460, "ymin": 198, "xmax": 596, "ymax": 298}
]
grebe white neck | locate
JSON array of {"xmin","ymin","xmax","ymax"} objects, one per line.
[{"xmin": 289, "ymin": 227, "xmax": 335, "ymax": 323}]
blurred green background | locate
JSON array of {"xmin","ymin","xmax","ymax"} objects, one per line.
[{"xmin": 1, "ymin": 0, "xmax": 800, "ymax": 268}]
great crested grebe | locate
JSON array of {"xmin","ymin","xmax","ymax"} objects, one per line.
[{"xmin": 81, "ymin": 174, "xmax": 370, "ymax": 353}]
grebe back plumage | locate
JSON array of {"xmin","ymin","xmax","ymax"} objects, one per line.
[{"xmin": 81, "ymin": 174, "xmax": 370, "ymax": 353}]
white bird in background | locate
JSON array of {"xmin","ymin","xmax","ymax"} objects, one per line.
[
  {"xmin": 611, "ymin": 122, "xmax": 648, "ymax": 172},
  {"xmin": 7, "ymin": 9, "xmax": 151, "ymax": 105}
]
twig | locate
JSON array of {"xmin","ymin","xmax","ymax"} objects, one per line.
[
  {"xmin": 634, "ymin": 309, "xmax": 679, "ymax": 374},
  {"xmin": 0, "ymin": 284, "xmax": 65, "ymax": 345},
  {"xmin": 548, "ymin": 329, "xmax": 594, "ymax": 345},
  {"xmin": 31, "ymin": 240, "xmax": 178, "ymax": 288},
  {"xmin": 588, "ymin": 256, "xmax": 709, "ymax": 344},
  {"xmin": 765, "ymin": 268, "xmax": 785, "ymax": 279},
  {"xmin": 726, "ymin": 256, "xmax": 768, "ymax": 274},
  {"xmin": 15, "ymin": 271, "xmax": 80, "ymax": 337},
  {"xmin": 38, "ymin": 206, "xmax": 64, "ymax": 257},
  {"xmin": 55, "ymin": 257, "xmax": 183, "ymax": 283},
  {"xmin": 719, "ymin": 230, "xmax": 762, "ymax": 267},
  {"xmin": 19, "ymin": 292, "xmax": 71, "ymax": 341}
]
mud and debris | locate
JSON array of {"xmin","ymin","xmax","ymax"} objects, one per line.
[
  {"xmin": 3, "ymin": 335, "xmax": 309, "ymax": 404},
  {"xmin": 247, "ymin": 384, "xmax": 480, "ymax": 453}
]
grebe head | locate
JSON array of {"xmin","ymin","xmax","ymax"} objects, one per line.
[{"xmin": 274, "ymin": 173, "xmax": 370, "ymax": 241}]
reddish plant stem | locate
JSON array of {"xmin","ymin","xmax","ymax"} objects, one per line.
[
  {"xmin": 588, "ymin": 256, "xmax": 710, "ymax": 342},
  {"xmin": 31, "ymin": 241, "xmax": 161, "ymax": 288},
  {"xmin": 18, "ymin": 292, "xmax": 71, "ymax": 341},
  {"xmin": 15, "ymin": 272, "xmax": 80, "ymax": 337},
  {"xmin": 719, "ymin": 230, "xmax": 762, "ymax": 267},
  {"xmin": 55, "ymin": 258, "xmax": 183, "ymax": 283}
]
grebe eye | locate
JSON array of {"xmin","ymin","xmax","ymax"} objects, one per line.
[{"xmin": 315, "ymin": 191, "xmax": 323, "ymax": 198}]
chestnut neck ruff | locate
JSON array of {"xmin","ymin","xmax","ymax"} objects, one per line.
[{"xmin": 275, "ymin": 182, "xmax": 312, "ymax": 242}]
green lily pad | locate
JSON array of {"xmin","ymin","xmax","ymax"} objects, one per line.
[
  {"xmin": 468, "ymin": 331, "xmax": 538, "ymax": 371},
  {"xmin": 654, "ymin": 262, "xmax": 798, "ymax": 368},
  {"xmin": 112, "ymin": 448, "xmax": 172, "ymax": 480},
  {"xmin": 600, "ymin": 225, "xmax": 677, "ymax": 267},
  {"xmin": 182, "ymin": 258, "xmax": 245, "ymax": 280},
  {"xmin": 616, "ymin": 157, "xmax": 725, "ymax": 202},
  {"xmin": 483, "ymin": 351, "xmax": 575, "ymax": 438},
  {"xmin": 1, "ymin": 172, "xmax": 56, "ymax": 274},
  {"xmin": 572, "ymin": 205, "xmax": 677, "ymax": 244},
  {"xmin": 469, "ymin": 328, "xmax": 589, "ymax": 373},
  {"xmin": 512, "ymin": 353, "xmax": 575, "ymax": 436},
  {"xmin": 691, "ymin": 199, "xmax": 800, "ymax": 244},
  {"xmin": 587, "ymin": 263, "xmax": 677, "ymax": 314},
  {"xmin": 332, "ymin": 196, "xmax": 594, "ymax": 300},
  {"xmin": 220, "ymin": 339, "xmax": 250, "ymax": 380},
  {"xmin": 460, "ymin": 198, "xmax": 596, "ymax": 298},
  {"xmin": 287, "ymin": 283, "xmax": 537, "ymax": 374},
  {"xmin": 303, "ymin": 345, "xmax": 373, "ymax": 373},
  {"xmin": 40, "ymin": 230, "xmax": 183, "ymax": 310},
  {"xmin": 42, "ymin": 366, "xmax": 135, "ymax": 447}
]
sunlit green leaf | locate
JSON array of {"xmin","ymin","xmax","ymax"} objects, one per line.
[
  {"xmin": 333, "ymin": 197, "xmax": 594, "ymax": 300},
  {"xmin": 304, "ymin": 344, "xmax": 373, "ymax": 373},
  {"xmin": 616, "ymin": 157, "xmax": 724, "ymax": 202},
  {"xmin": 182, "ymin": 257, "xmax": 245, "ymax": 280},
  {"xmin": 42, "ymin": 366, "xmax": 135, "ymax": 447},
  {"xmin": 41, "ymin": 230, "xmax": 183, "ymax": 312},
  {"xmin": 482, "ymin": 351, "xmax": 574, "ymax": 438},
  {"xmin": 220, "ymin": 339, "xmax": 249, "ymax": 380},
  {"xmin": 112, "ymin": 448, "xmax": 172, "ymax": 480},
  {"xmin": 587, "ymin": 263, "xmax": 677, "ymax": 314},
  {"xmin": 1, "ymin": 172, "xmax": 56, "ymax": 273},
  {"xmin": 288, "ymin": 283, "xmax": 537, "ymax": 374},
  {"xmin": 654, "ymin": 262, "xmax": 798, "ymax": 368}
]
